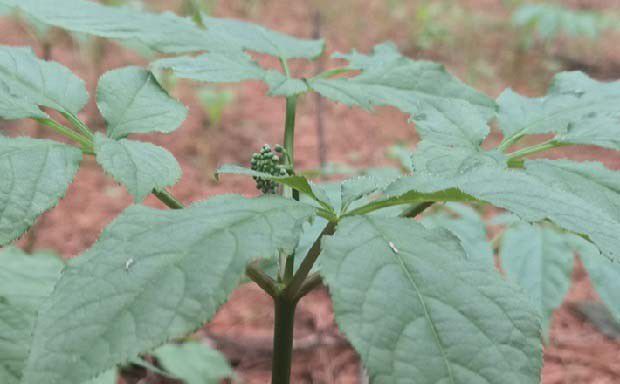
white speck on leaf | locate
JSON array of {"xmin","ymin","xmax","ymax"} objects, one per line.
[
  {"xmin": 125, "ymin": 258, "xmax": 135, "ymax": 271},
  {"xmin": 388, "ymin": 241, "xmax": 399, "ymax": 254}
]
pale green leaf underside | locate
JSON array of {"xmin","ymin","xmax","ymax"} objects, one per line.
[
  {"xmin": 386, "ymin": 161, "xmax": 620, "ymax": 262},
  {"xmin": 0, "ymin": 247, "xmax": 64, "ymax": 384},
  {"xmin": 498, "ymin": 72, "xmax": 620, "ymax": 150},
  {"xmin": 309, "ymin": 43, "xmax": 496, "ymax": 127},
  {"xmin": 6, "ymin": 0, "xmax": 234, "ymax": 54},
  {"xmin": 500, "ymin": 222, "xmax": 574, "ymax": 341},
  {"xmin": 0, "ymin": 137, "xmax": 82, "ymax": 246},
  {"xmin": 152, "ymin": 54, "xmax": 309, "ymax": 97},
  {"xmin": 422, "ymin": 202, "xmax": 494, "ymax": 267},
  {"xmin": 23, "ymin": 195, "xmax": 315, "ymax": 384},
  {"xmin": 152, "ymin": 52, "xmax": 265, "ymax": 84},
  {"xmin": 201, "ymin": 16, "xmax": 324, "ymax": 59},
  {"xmin": 321, "ymin": 216, "xmax": 542, "ymax": 384},
  {"xmin": 0, "ymin": 45, "xmax": 88, "ymax": 116},
  {"xmin": 6, "ymin": 0, "xmax": 323, "ymax": 59},
  {"xmin": 94, "ymin": 134, "xmax": 181, "ymax": 202},
  {"xmin": 573, "ymin": 237, "xmax": 620, "ymax": 322},
  {"xmin": 153, "ymin": 342, "xmax": 232, "ymax": 384},
  {"xmin": 96, "ymin": 66, "xmax": 187, "ymax": 138}
]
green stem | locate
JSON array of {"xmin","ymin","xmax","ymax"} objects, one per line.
[
  {"xmin": 498, "ymin": 132, "xmax": 525, "ymax": 152},
  {"xmin": 279, "ymin": 58, "xmax": 291, "ymax": 78},
  {"xmin": 313, "ymin": 67, "xmax": 354, "ymax": 79},
  {"xmin": 62, "ymin": 112, "xmax": 94, "ymax": 140},
  {"xmin": 283, "ymin": 96, "xmax": 297, "ymax": 169},
  {"xmin": 36, "ymin": 118, "xmax": 93, "ymax": 152},
  {"xmin": 283, "ymin": 96, "xmax": 299, "ymax": 201},
  {"xmin": 40, "ymin": 116, "xmax": 186, "ymax": 210},
  {"xmin": 271, "ymin": 296, "xmax": 297, "ymax": 384},
  {"xmin": 294, "ymin": 272, "xmax": 322, "ymax": 301},
  {"xmin": 506, "ymin": 140, "xmax": 570, "ymax": 164},
  {"xmin": 246, "ymin": 262, "xmax": 278, "ymax": 297},
  {"xmin": 401, "ymin": 201, "xmax": 434, "ymax": 218},
  {"xmin": 283, "ymin": 222, "xmax": 335, "ymax": 301},
  {"xmin": 152, "ymin": 188, "xmax": 185, "ymax": 209}
]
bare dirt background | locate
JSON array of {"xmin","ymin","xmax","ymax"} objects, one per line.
[{"xmin": 3, "ymin": 0, "xmax": 620, "ymax": 382}]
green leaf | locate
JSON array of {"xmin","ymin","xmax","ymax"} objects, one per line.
[
  {"xmin": 216, "ymin": 164, "xmax": 333, "ymax": 212},
  {"xmin": 201, "ymin": 16, "xmax": 324, "ymax": 59},
  {"xmin": 8, "ymin": 0, "xmax": 236, "ymax": 54},
  {"xmin": 153, "ymin": 342, "xmax": 232, "ymax": 384},
  {"xmin": 0, "ymin": 137, "xmax": 82, "ymax": 245},
  {"xmin": 0, "ymin": 247, "xmax": 64, "ymax": 384},
  {"xmin": 309, "ymin": 43, "xmax": 496, "ymax": 125},
  {"xmin": 0, "ymin": 45, "xmax": 88, "ymax": 116},
  {"xmin": 94, "ymin": 134, "xmax": 181, "ymax": 202},
  {"xmin": 321, "ymin": 216, "xmax": 542, "ymax": 384},
  {"xmin": 386, "ymin": 161, "xmax": 620, "ymax": 262},
  {"xmin": 498, "ymin": 72, "xmax": 620, "ymax": 151},
  {"xmin": 500, "ymin": 222, "xmax": 574, "ymax": 341},
  {"xmin": 22, "ymin": 195, "xmax": 315, "ymax": 384},
  {"xmin": 152, "ymin": 52, "xmax": 265, "ymax": 84},
  {"xmin": 97, "ymin": 66, "xmax": 187, "ymax": 139},
  {"xmin": 422, "ymin": 202, "xmax": 493, "ymax": 267}
]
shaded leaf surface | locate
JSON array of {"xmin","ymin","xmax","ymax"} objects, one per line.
[
  {"xmin": 0, "ymin": 248, "xmax": 64, "ymax": 384},
  {"xmin": 422, "ymin": 202, "xmax": 493, "ymax": 267},
  {"xmin": 153, "ymin": 342, "xmax": 232, "ymax": 384},
  {"xmin": 575, "ymin": 236, "xmax": 620, "ymax": 322},
  {"xmin": 321, "ymin": 216, "xmax": 542, "ymax": 384},
  {"xmin": 500, "ymin": 222, "xmax": 574, "ymax": 340},
  {"xmin": 23, "ymin": 195, "xmax": 315, "ymax": 384},
  {"xmin": 0, "ymin": 137, "xmax": 81, "ymax": 245}
]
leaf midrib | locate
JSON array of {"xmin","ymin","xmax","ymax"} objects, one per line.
[{"xmin": 365, "ymin": 218, "xmax": 457, "ymax": 384}]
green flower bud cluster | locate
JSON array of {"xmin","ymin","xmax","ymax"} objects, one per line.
[{"xmin": 251, "ymin": 144, "xmax": 290, "ymax": 194}]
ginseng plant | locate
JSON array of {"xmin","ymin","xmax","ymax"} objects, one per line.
[{"xmin": 2, "ymin": 1, "xmax": 620, "ymax": 384}]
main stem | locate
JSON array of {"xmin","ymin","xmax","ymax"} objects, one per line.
[
  {"xmin": 271, "ymin": 95, "xmax": 299, "ymax": 384},
  {"xmin": 271, "ymin": 296, "xmax": 297, "ymax": 384}
]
